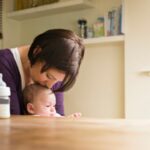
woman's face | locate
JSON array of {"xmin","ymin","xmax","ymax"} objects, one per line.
[{"xmin": 30, "ymin": 62, "xmax": 65, "ymax": 88}]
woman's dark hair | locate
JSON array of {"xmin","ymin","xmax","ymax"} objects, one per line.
[{"xmin": 28, "ymin": 29, "xmax": 85, "ymax": 92}]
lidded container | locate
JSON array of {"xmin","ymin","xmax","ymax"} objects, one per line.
[
  {"xmin": 0, "ymin": 73, "xmax": 11, "ymax": 118},
  {"xmin": 78, "ymin": 19, "xmax": 87, "ymax": 38}
]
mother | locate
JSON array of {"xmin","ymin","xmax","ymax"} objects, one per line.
[{"xmin": 0, "ymin": 29, "xmax": 85, "ymax": 115}]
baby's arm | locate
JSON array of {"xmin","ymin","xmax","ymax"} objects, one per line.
[
  {"xmin": 56, "ymin": 112, "xmax": 82, "ymax": 118},
  {"xmin": 53, "ymin": 113, "xmax": 62, "ymax": 117},
  {"xmin": 67, "ymin": 112, "xmax": 82, "ymax": 118}
]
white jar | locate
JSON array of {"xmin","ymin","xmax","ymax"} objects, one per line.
[{"xmin": 0, "ymin": 74, "xmax": 11, "ymax": 119}]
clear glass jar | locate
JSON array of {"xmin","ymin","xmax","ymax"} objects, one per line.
[
  {"xmin": 0, "ymin": 74, "xmax": 11, "ymax": 119},
  {"xmin": 0, "ymin": 96, "xmax": 10, "ymax": 118}
]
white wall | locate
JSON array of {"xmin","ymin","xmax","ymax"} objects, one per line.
[
  {"xmin": 125, "ymin": 0, "xmax": 150, "ymax": 118},
  {"xmin": 65, "ymin": 42, "xmax": 124, "ymax": 118},
  {"xmin": 3, "ymin": 0, "xmax": 21, "ymax": 48}
]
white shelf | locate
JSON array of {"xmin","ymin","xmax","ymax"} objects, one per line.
[
  {"xmin": 83, "ymin": 35, "xmax": 124, "ymax": 46},
  {"xmin": 7, "ymin": 0, "xmax": 93, "ymax": 20}
]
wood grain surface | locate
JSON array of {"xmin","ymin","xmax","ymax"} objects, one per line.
[{"xmin": 0, "ymin": 116, "xmax": 150, "ymax": 150}]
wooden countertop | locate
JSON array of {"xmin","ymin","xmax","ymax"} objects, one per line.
[{"xmin": 1, "ymin": 116, "xmax": 150, "ymax": 150}]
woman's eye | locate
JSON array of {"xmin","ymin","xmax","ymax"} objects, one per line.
[
  {"xmin": 46, "ymin": 105, "xmax": 50, "ymax": 107},
  {"xmin": 46, "ymin": 74, "xmax": 52, "ymax": 79},
  {"xmin": 46, "ymin": 73, "xmax": 56, "ymax": 81}
]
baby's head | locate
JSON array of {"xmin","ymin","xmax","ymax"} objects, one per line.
[{"xmin": 23, "ymin": 83, "xmax": 56, "ymax": 116}]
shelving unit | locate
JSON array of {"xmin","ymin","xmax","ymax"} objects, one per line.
[
  {"xmin": 7, "ymin": 0, "xmax": 94, "ymax": 20},
  {"xmin": 83, "ymin": 35, "xmax": 124, "ymax": 46}
]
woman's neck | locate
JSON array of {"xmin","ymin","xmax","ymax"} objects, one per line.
[{"xmin": 18, "ymin": 45, "xmax": 33, "ymax": 85}]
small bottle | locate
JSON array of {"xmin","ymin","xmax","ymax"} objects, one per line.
[
  {"xmin": 93, "ymin": 17, "xmax": 105, "ymax": 37},
  {"xmin": 0, "ymin": 74, "xmax": 11, "ymax": 118},
  {"xmin": 87, "ymin": 27, "xmax": 94, "ymax": 38},
  {"xmin": 78, "ymin": 19, "xmax": 87, "ymax": 38}
]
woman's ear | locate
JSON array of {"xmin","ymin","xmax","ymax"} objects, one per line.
[
  {"xmin": 27, "ymin": 103, "xmax": 35, "ymax": 114},
  {"xmin": 33, "ymin": 46, "xmax": 42, "ymax": 56}
]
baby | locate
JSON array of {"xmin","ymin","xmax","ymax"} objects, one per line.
[{"xmin": 23, "ymin": 83, "xmax": 81, "ymax": 118}]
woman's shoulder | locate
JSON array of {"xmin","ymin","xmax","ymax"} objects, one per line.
[
  {"xmin": 0, "ymin": 48, "xmax": 11, "ymax": 53},
  {"xmin": 0, "ymin": 48, "xmax": 17, "ymax": 69},
  {"xmin": 52, "ymin": 81, "xmax": 62, "ymax": 90},
  {"xmin": 0, "ymin": 49, "xmax": 13, "ymax": 59}
]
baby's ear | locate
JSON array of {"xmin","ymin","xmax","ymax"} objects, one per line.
[{"xmin": 27, "ymin": 103, "xmax": 35, "ymax": 114}]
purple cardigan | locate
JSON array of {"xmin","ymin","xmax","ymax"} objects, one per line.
[{"xmin": 0, "ymin": 49, "xmax": 64, "ymax": 115}]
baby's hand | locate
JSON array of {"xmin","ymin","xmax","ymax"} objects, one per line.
[{"xmin": 67, "ymin": 112, "xmax": 82, "ymax": 118}]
